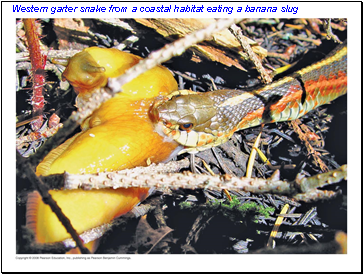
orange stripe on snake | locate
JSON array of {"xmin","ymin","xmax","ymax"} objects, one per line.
[{"xmin": 151, "ymin": 41, "xmax": 347, "ymax": 153}]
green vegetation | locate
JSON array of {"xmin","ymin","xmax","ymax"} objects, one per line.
[{"xmin": 179, "ymin": 194, "xmax": 275, "ymax": 222}]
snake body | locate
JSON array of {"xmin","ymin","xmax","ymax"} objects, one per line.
[{"xmin": 151, "ymin": 42, "xmax": 347, "ymax": 153}]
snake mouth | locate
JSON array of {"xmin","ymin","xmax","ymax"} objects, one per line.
[
  {"xmin": 149, "ymin": 98, "xmax": 165, "ymax": 124},
  {"xmin": 149, "ymin": 106, "xmax": 159, "ymax": 124},
  {"xmin": 149, "ymin": 94, "xmax": 174, "ymax": 123}
]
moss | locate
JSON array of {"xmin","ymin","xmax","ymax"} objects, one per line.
[
  {"xmin": 179, "ymin": 194, "xmax": 275, "ymax": 222},
  {"xmin": 222, "ymin": 195, "xmax": 241, "ymax": 209},
  {"xmin": 237, "ymin": 201, "xmax": 275, "ymax": 219},
  {"xmin": 179, "ymin": 200, "xmax": 197, "ymax": 210}
]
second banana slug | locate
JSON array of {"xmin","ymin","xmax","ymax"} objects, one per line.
[{"xmin": 26, "ymin": 47, "xmax": 181, "ymax": 253}]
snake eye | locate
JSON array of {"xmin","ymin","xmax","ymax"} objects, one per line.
[{"xmin": 180, "ymin": 123, "xmax": 193, "ymax": 131}]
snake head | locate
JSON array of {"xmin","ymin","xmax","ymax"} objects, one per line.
[{"xmin": 150, "ymin": 90, "xmax": 221, "ymax": 149}]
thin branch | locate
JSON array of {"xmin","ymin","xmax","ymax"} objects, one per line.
[
  {"xmin": 62, "ymin": 223, "xmax": 111, "ymax": 249},
  {"xmin": 28, "ymin": 118, "xmax": 80, "ymax": 167},
  {"xmin": 290, "ymin": 120, "xmax": 329, "ymax": 172},
  {"xmin": 62, "ymin": 203, "xmax": 154, "ymax": 249},
  {"xmin": 59, "ymin": 163, "xmax": 347, "ymax": 203},
  {"xmin": 229, "ymin": 24, "xmax": 273, "ymax": 84},
  {"xmin": 295, "ymin": 164, "xmax": 347, "ymax": 192},
  {"xmin": 64, "ymin": 168, "xmax": 293, "ymax": 194},
  {"xmin": 108, "ymin": 18, "xmax": 243, "ymax": 93},
  {"xmin": 40, "ymin": 158, "xmax": 191, "ymax": 191},
  {"xmin": 16, "ymin": 49, "xmax": 81, "ymax": 62},
  {"xmin": 17, "ymin": 151, "xmax": 91, "ymax": 254},
  {"xmin": 144, "ymin": 227, "xmax": 174, "ymax": 254},
  {"xmin": 323, "ymin": 18, "xmax": 342, "ymax": 44}
]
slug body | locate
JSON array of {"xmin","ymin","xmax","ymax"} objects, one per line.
[
  {"xmin": 27, "ymin": 47, "xmax": 180, "ymax": 253},
  {"xmin": 62, "ymin": 47, "xmax": 177, "ymax": 101}
]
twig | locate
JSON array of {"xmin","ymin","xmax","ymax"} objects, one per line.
[
  {"xmin": 267, "ymin": 204, "xmax": 289, "ymax": 247},
  {"xmin": 64, "ymin": 168, "xmax": 293, "ymax": 194},
  {"xmin": 144, "ymin": 227, "xmax": 174, "ymax": 254},
  {"xmin": 59, "ymin": 163, "xmax": 347, "ymax": 202},
  {"xmin": 229, "ymin": 24, "xmax": 273, "ymax": 84},
  {"xmin": 16, "ymin": 49, "xmax": 81, "ymax": 62},
  {"xmin": 108, "ymin": 18, "xmax": 243, "ymax": 93},
  {"xmin": 23, "ymin": 19, "xmax": 46, "ymax": 130},
  {"xmin": 246, "ymin": 131, "xmax": 263, "ymax": 178},
  {"xmin": 62, "ymin": 203, "xmax": 153, "ymax": 249},
  {"xmin": 16, "ymin": 151, "xmax": 91, "ymax": 254},
  {"xmin": 28, "ymin": 118, "xmax": 81, "ymax": 167},
  {"xmin": 295, "ymin": 165, "xmax": 347, "ymax": 192},
  {"xmin": 185, "ymin": 214, "xmax": 214, "ymax": 247},
  {"xmin": 323, "ymin": 19, "xmax": 342, "ymax": 43},
  {"xmin": 62, "ymin": 223, "xmax": 111, "ymax": 249},
  {"xmin": 40, "ymin": 158, "xmax": 191, "ymax": 191},
  {"xmin": 290, "ymin": 120, "xmax": 329, "ymax": 172}
]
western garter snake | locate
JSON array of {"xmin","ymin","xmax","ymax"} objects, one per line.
[{"xmin": 151, "ymin": 41, "xmax": 347, "ymax": 154}]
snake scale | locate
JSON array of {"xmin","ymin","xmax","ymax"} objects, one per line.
[{"xmin": 151, "ymin": 41, "xmax": 347, "ymax": 153}]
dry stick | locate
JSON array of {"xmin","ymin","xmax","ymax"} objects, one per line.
[
  {"xmin": 267, "ymin": 204, "xmax": 289, "ymax": 248},
  {"xmin": 62, "ymin": 204, "xmax": 154, "ymax": 249},
  {"xmin": 246, "ymin": 131, "xmax": 263, "ymax": 178},
  {"xmin": 62, "ymin": 223, "xmax": 111, "ymax": 250},
  {"xmin": 229, "ymin": 24, "xmax": 273, "ymax": 84},
  {"xmin": 185, "ymin": 214, "xmax": 209, "ymax": 247},
  {"xmin": 16, "ymin": 152, "xmax": 91, "ymax": 254},
  {"xmin": 290, "ymin": 120, "xmax": 329, "ymax": 172},
  {"xmin": 16, "ymin": 49, "xmax": 81, "ymax": 62},
  {"xmin": 40, "ymin": 158, "xmax": 191, "ymax": 191},
  {"xmin": 64, "ymin": 168, "xmax": 293, "ymax": 194},
  {"xmin": 296, "ymin": 164, "xmax": 347, "ymax": 193},
  {"xmin": 23, "ymin": 19, "xmax": 45, "ymax": 119},
  {"xmin": 108, "ymin": 18, "xmax": 243, "ymax": 93},
  {"xmin": 28, "ymin": 118, "xmax": 80, "ymax": 167},
  {"xmin": 62, "ymin": 164, "xmax": 347, "ymax": 202},
  {"xmin": 323, "ymin": 19, "xmax": 342, "ymax": 44},
  {"xmin": 144, "ymin": 227, "xmax": 174, "ymax": 254}
]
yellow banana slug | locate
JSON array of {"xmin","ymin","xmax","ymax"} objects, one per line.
[
  {"xmin": 26, "ymin": 47, "xmax": 180, "ymax": 253},
  {"xmin": 62, "ymin": 47, "xmax": 177, "ymax": 101}
]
